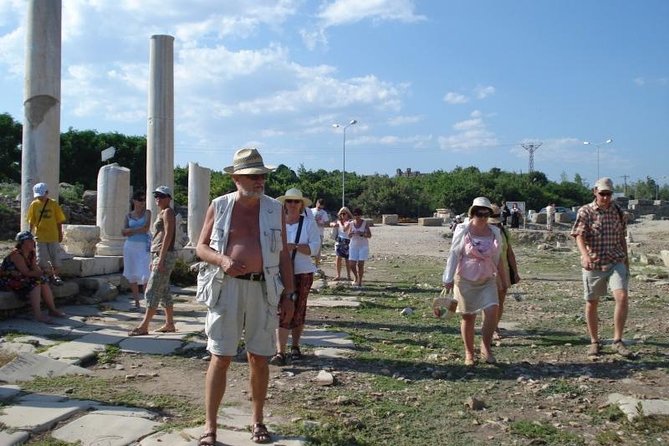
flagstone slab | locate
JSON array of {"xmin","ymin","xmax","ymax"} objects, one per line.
[
  {"xmin": 89, "ymin": 404, "xmax": 158, "ymax": 419},
  {"xmin": 308, "ymin": 297, "xmax": 361, "ymax": 308},
  {"xmin": 52, "ymin": 412, "xmax": 160, "ymax": 445},
  {"xmin": 608, "ymin": 393, "xmax": 669, "ymax": 421},
  {"xmin": 299, "ymin": 329, "xmax": 355, "ymax": 348},
  {"xmin": 119, "ymin": 336, "xmax": 184, "ymax": 355},
  {"xmin": 0, "ymin": 430, "xmax": 29, "ymax": 445},
  {"xmin": 0, "ymin": 352, "xmax": 92, "ymax": 383},
  {"xmin": 142, "ymin": 426, "xmax": 306, "ymax": 446},
  {"xmin": 0, "ymin": 396, "xmax": 91, "ymax": 432},
  {"xmin": 313, "ymin": 347, "xmax": 354, "ymax": 359},
  {"xmin": 0, "ymin": 384, "xmax": 21, "ymax": 401}
]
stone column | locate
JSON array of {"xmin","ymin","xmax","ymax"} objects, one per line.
[
  {"xmin": 20, "ymin": 0, "xmax": 62, "ymax": 230},
  {"xmin": 95, "ymin": 164, "xmax": 130, "ymax": 256},
  {"xmin": 187, "ymin": 162, "xmax": 211, "ymax": 247},
  {"xmin": 146, "ymin": 35, "xmax": 175, "ymax": 219}
]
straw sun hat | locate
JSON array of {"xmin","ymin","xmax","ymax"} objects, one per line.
[
  {"xmin": 224, "ymin": 147, "xmax": 276, "ymax": 175},
  {"xmin": 277, "ymin": 188, "xmax": 312, "ymax": 207}
]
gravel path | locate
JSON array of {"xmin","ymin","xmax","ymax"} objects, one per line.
[{"xmin": 366, "ymin": 223, "xmax": 449, "ymax": 258}]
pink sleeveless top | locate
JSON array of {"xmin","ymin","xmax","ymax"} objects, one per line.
[{"xmin": 458, "ymin": 231, "xmax": 499, "ymax": 282}]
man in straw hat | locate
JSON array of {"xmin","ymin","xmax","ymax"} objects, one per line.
[
  {"xmin": 196, "ymin": 147, "xmax": 295, "ymax": 445},
  {"xmin": 571, "ymin": 177, "xmax": 632, "ymax": 360}
]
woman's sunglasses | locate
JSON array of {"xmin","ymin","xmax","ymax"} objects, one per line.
[{"xmin": 285, "ymin": 199, "xmax": 301, "ymax": 204}]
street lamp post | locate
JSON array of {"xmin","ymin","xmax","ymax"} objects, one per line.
[
  {"xmin": 583, "ymin": 138, "xmax": 613, "ymax": 179},
  {"xmin": 332, "ymin": 119, "xmax": 358, "ymax": 207}
]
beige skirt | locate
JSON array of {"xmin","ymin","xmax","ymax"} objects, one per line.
[{"xmin": 454, "ymin": 274, "xmax": 499, "ymax": 314}]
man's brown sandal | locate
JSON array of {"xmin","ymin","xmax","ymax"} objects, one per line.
[
  {"xmin": 251, "ymin": 423, "xmax": 271, "ymax": 444},
  {"xmin": 198, "ymin": 431, "xmax": 216, "ymax": 446}
]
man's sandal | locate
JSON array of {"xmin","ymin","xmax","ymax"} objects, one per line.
[
  {"xmin": 128, "ymin": 327, "xmax": 148, "ymax": 336},
  {"xmin": 198, "ymin": 431, "xmax": 216, "ymax": 446},
  {"xmin": 251, "ymin": 423, "xmax": 271, "ymax": 444},
  {"xmin": 269, "ymin": 352, "xmax": 286, "ymax": 366},
  {"xmin": 587, "ymin": 342, "xmax": 600, "ymax": 358},
  {"xmin": 290, "ymin": 346, "xmax": 302, "ymax": 360}
]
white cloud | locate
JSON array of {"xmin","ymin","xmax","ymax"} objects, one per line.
[
  {"xmin": 388, "ymin": 115, "xmax": 422, "ymax": 126},
  {"xmin": 474, "ymin": 85, "xmax": 495, "ymax": 99},
  {"xmin": 634, "ymin": 76, "xmax": 668, "ymax": 87},
  {"xmin": 443, "ymin": 92, "xmax": 469, "ymax": 104},
  {"xmin": 318, "ymin": 0, "xmax": 425, "ymax": 27},
  {"xmin": 303, "ymin": 0, "xmax": 425, "ymax": 49},
  {"xmin": 354, "ymin": 134, "xmax": 432, "ymax": 148},
  {"xmin": 438, "ymin": 110, "xmax": 497, "ymax": 151}
]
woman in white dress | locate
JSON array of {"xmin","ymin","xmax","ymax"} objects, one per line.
[
  {"xmin": 347, "ymin": 208, "xmax": 371, "ymax": 288},
  {"xmin": 121, "ymin": 190, "xmax": 151, "ymax": 308}
]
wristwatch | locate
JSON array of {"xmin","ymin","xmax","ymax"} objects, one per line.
[{"xmin": 285, "ymin": 291, "xmax": 297, "ymax": 301}]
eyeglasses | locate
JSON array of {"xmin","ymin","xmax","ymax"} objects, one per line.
[
  {"xmin": 244, "ymin": 174, "xmax": 267, "ymax": 181},
  {"xmin": 153, "ymin": 193, "xmax": 168, "ymax": 199},
  {"xmin": 598, "ymin": 191, "xmax": 612, "ymax": 197},
  {"xmin": 474, "ymin": 210, "xmax": 491, "ymax": 218},
  {"xmin": 285, "ymin": 199, "xmax": 301, "ymax": 204}
]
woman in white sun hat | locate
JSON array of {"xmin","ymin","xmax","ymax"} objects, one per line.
[
  {"xmin": 443, "ymin": 197, "xmax": 504, "ymax": 366},
  {"xmin": 269, "ymin": 188, "xmax": 321, "ymax": 366}
]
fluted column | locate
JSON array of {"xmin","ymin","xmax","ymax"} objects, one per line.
[
  {"xmin": 146, "ymin": 34, "xmax": 175, "ymax": 218},
  {"xmin": 187, "ymin": 162, "xmax": 211, "ymax": 247}
]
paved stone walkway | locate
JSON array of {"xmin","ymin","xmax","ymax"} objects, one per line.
[{"xmin": 0, "ymin": 284, "xmax": 357, "ymax": 445}]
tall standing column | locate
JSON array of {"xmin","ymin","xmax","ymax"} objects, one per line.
[
  {"xmin": 187, "ymin": 162, "xmax": 211, "ymax": 247},
  {"xmin": 146, "ymin": 35, "xmax": 175, "ymax": 219},
  {"xmin": 95, "ymin": 164, "xmax": 130, "ymax": 256},
  {"xmin": 21, "ymin": 0, "xmax": 62, "ymax": 230}
]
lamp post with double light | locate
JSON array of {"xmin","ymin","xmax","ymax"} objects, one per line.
[
  {"xmin": 583, "ymin": 138, "xmax": 612, "ymax": 180},
  {"xmin": 332, "ymin": 119, "xmax": 358, "ymax": 207}
]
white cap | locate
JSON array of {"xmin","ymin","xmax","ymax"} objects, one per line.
[{"xmin": 33, "ymin": 182, "xmax": 48, "ymax": 198}]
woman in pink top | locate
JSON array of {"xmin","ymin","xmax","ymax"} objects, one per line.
[{"xmin": 443, "ymin": 197, "xmax": 504, "ymax": 366}]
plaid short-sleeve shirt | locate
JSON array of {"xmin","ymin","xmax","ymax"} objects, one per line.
[{"xmin": 570, "ymin": 201, "xmax": 627, "ymax": 270}]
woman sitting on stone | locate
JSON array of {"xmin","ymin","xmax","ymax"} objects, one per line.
[{"xmin": 0, "ymin": 231, "xmax": 66, "ymax": 323}]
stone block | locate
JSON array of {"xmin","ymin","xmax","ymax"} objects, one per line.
[
  {"xmin": 0, "ymin": 281, "xmax": 79, "ymax": 312},
  {"xmin": 418, "ymin": 217, "xmax": 442, "ymax": 227},
  {"xmin": 382, "ymin": 214, "xmax": 399, "ymax": 225},
  {"xmin": 661, "ymin": 250, "xmax": 669, "ymax": 269},
  {"xmin": 533, "ymin": 213, "xmax": 547, "ymax": 224},
  {"xmin": 60, "ymin": 256, "xmax": 123, "ymax": 277},
  {"xmin": 62, "ymin": 225, "xmax": 100, "ymax": 257},
  {"xmin": 555, "ymin": 213, "xmax": 571, "ymax": 223}
]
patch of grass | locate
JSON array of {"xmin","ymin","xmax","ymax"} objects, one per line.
[
  {"xmin": 631, "ymin": 415, "xmax": 669, "ymax": 434},
  {"xmin": 538, "ymin": 379, "xmax": 584, "ymax": 397},
  {"xmin": 595, "ymin": 429, "xmax": 623, "ymax": 444},
  {"xmin": 96, "ymin": 345, "xmax": 121, "ymax": 365},
  {"xmin": 510, "ymin": 420, "xmax": 584, "ymax": 445},
  {"xmin": 20, "ymin": 375, "xmax": 202, "ymax": 428}
]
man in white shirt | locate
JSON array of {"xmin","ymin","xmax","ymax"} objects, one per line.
[
  {"xmin": 310, "ymin": 198, "xmax": 330, "ymax": 270},
  {"xmin": 546, "ymin": 203, "xmax": 555, "ymax": 231}
]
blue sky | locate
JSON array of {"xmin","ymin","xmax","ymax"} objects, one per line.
[{"xmin": 1, "ymin": 0, "xmax": 667, "ymax": 187}]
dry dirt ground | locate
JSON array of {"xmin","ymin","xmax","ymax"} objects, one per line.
[{"xmin": 7, "ymin": 219, "xmax": 669, "ymax": 445}]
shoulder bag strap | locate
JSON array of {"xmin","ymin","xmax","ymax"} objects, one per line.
[
  {"xmin": 291, "ymin": 215, "xmax": 305, "ymax": 262},
  {"xmin": 35, "ymin": 200, "xmax": 49, "ymax": 230}
]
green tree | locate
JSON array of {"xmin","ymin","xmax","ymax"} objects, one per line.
[{"xmin": 0, "ymin": 113, "xmax": 22, "ymax": 182}]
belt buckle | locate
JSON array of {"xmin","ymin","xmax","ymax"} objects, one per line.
[{"xmin": 249, "ymin": 272, "xmax": 262, "ymax": 281}]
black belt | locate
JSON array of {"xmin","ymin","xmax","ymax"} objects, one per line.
[{"xmin": 234, "ymin": 272, "xmax": 265, "ymax": 282}]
